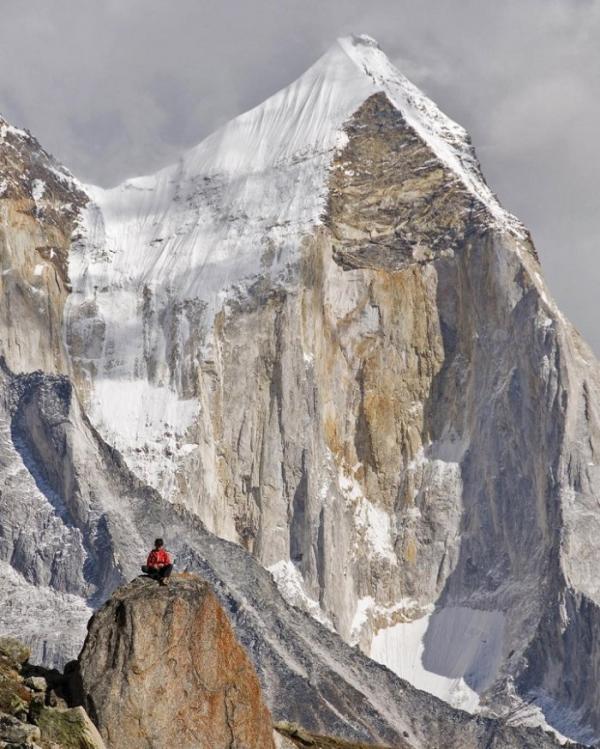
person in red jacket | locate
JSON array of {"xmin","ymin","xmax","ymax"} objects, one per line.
[{"xmin": 141, "ymin": 538, "xmax": 173, "ymax": 586}]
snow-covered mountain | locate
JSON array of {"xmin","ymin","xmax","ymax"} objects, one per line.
[
  {"xmin": 2, "ymin": 34, "xmax": 600, "ymax": 746},
  {"xmin": 66, "ymin": 35, "xmax": 521, "ymax": 513}
]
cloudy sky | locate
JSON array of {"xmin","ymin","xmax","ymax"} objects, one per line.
[{"xmin": 1, "ymin": 0, "xmax": 598, "ymax": 351}]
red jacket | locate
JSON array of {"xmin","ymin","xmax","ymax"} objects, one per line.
[{"xmin": 146, "ymin": 548, "xmax": 172, "ymax": 569}]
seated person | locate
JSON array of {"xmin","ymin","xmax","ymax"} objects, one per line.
[{"xmin": 141, "ymin": 538, "xmax": 173, "ymax": 585}]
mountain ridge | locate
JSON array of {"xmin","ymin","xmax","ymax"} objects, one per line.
[{"xmin": 2, "ymin": 33, "xmax": 600, "ymax": 745}]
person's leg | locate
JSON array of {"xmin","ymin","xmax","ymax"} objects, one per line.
[
  {"xmin": 141, "ymin": 565, "xmax": 150, "ymax": 574},
  {"xmin": 157, "ymin": 564, "xmax": 173, "ymax": 585}
]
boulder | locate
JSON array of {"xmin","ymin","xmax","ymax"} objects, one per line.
[
  {"xmin": 0, "ymin": 711, "xmax": 40, "ymax": 744},
  {"xmin": 0, "ymin": 652, "xmax": 31, "ymax": 720},
  {"xmin": 77, "ymin": 574, "xmax": 275, "ymax": 749},
  {"xmin": 0, "ymin": 639, "xmax": 30, "ymax": 669},
  {"xmin": 35, "ymin": 705, "xmax": 106, "ymax": 749},
  {"xmin": 24, "ymin": 676, "xmax": 47, "ymax": 693}
]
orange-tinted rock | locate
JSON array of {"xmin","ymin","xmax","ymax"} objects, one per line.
[{"xmin": 77, "ymin": 574, "xmax": 275, "ymax": 749}]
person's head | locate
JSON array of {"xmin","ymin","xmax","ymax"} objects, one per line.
[{"xmin": 154, "ymin": 538, "xmax": 164, "ymax": 549}]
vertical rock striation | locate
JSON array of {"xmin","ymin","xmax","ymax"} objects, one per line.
[{"xmin": 0, "ymin": 115, "xmax": 87, "ymax": 375}]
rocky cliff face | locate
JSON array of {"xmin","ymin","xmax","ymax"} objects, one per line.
[
  {"xmin": 2, "ymin": 32, "xmax": 600, "ymax": 746},
  {"xmin": 0, "ymin": 116, "xmax": 87, "ymax": 375}
]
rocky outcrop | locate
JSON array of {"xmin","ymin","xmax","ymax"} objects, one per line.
[
  {"xmin": 0, "ymin": 636, "xmax": 105, "ymax": 749},
  {"xmin": 275, "ymin": 724, "xmax": 406, "ymax": 749},
  {"xmin": 75, "ymin": 575, "xmax": 274, "ymax": 749},
  {"xmin": 0, "ymin": 362, "xmax": 129, "ymax": 624}
]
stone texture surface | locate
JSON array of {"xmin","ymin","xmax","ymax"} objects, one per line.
[
  {"xmin": 0, "ymin": 642, "xmax": 32, "ymax": 722},
  {"xmin": 0, "ymin": 115, "xmax": 87, "ymax": 376},
  {"xmin": 0, "ymin": 711, "xmax": 41, "ymax": 744},
  {"xmin": 0, "ymin": 638, "xmax": 30, "ymax": 667},
  {"xmin": 326, "ymin": 92, "xmax": 489, "ymax": 270},
  {"xmin": 275, "ymin": 724, "xmax": 404, "ymax": 749},
  {"xmin": 25, "ymin": 676, "xmax": 47, "ymax": 693},
  {"xmin": 36, "ymin": 705, "xmax": 106, "ymax": 749},
  {"xmin": 0, "ymin": 637, "xmax": 103, "ymax": 749},
  {"xmin": 76, "ymin": 575, "xmax": 275, "ymax": 749}
]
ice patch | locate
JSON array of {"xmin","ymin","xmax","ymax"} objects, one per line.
[
  {"xmin": 350, "ymin": 595, "xmax": 420, "ymax": 646},
  {"xmin": 350, "ymin": 596, "xmax": 375, "ymax": 643},
  {"xmin": 533, "ymin": 271, "xmax": 555, "ymax": 310},
  {"xmin": 407, "ymin": 446, "xmax": 427, "ymax": 472},
  {"xmin": 88, "ymin": 379, "xmax": 198, "ymax": 496},
  {"xmin": 535, "ymin": 309, "xmax": 554, "ymax": 329},
  {"xmin": 335, "ymin": 129, "xmax": 350, "ymax": 151},
  {"xmin": 354, "ymin": 500, "xmax": 397, "ymax": 564},
  {"xmin": 0, "ymin": 119, "xmax": 29, "ymax": 142},
  {"xmin": 90, "ymin": 379, "xmax": 197, "ymax": 444},
  {"xmin": 370, "ymin": 606, "xmax": 505, "ymax": 713},
  {"xmin": 269, "ymin": 560, "xmax": 334, "ymax": 630},
  {"xmin": 31, "ymin": 178, "xmax": 46, "ymax": 204},
  {"xmin": 338, "ymin": 468, "xmax": 396, "ymax": 564}
]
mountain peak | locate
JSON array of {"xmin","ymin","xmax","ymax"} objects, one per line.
[
  {"xmin": 97, "ymin": 34, "xmax": 520, "ymax": 242},
  {"xmin": 342, "ymin": 32, "xmax": 382, "ymax": 49}
]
